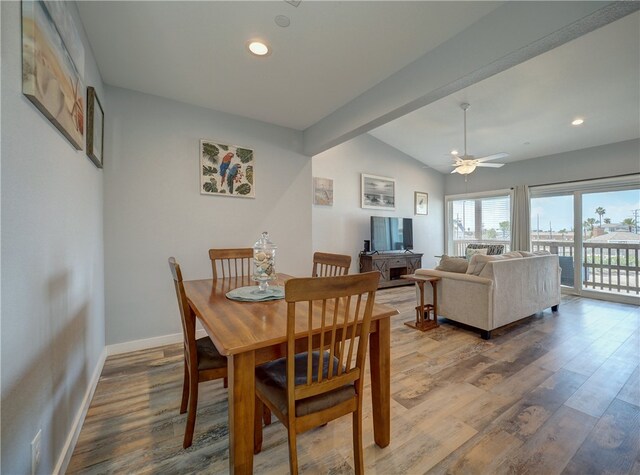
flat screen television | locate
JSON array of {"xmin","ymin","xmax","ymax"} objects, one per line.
[{"xmin": 370, "ymin": 217, "xmax": 413, "ymax": 252}]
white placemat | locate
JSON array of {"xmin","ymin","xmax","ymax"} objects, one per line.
[{"xmin": 226, "ymin": 285, "xmax": 285, "ymax": 302}]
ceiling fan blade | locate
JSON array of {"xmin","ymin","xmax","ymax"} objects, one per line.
[
  {"xmin": 476, "ymin": 163, "xmax": 504, "ymax": 168},
  {"xmin": 475, "ymin": 152, "xmax": 509, "ymax": 163},
  {"xmin": 450, "ymin": 168, "xmax": 460, "ymax": 174}
]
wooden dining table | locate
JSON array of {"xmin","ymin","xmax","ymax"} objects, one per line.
[{"xmin": 183, "ymin": 273, "xmax": 398, "ymax": 474}]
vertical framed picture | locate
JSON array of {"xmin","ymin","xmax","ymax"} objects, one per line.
[
  {"xmin": 361, "ymin": 174, "xmax": 395, "ymax": 210},
  {"xmin": 22, "ymin": 0, "xmax": 85, "ymax": 150},
  {"xmin": 415, "ymin": 192, "xmax": 428, "ymax": 215},
  {"xmin": 313, "ymin": 177, "xmax": 333, "ymax": 206},
  {"xmin": 86, "ymin": 87, "xmax": 104, "ymax": 168},
  {"xmin": 200, "ymin": 140, "xmax": 255, "ymax": 198}
]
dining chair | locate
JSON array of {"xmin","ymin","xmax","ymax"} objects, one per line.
[
  {"xmin": 168, "ymin": 257, "xmax": 227, "ymax": 449},
  {"xmin": 253, "ymin": 271, "xmax": 380, "ymax": 475},
  {"xmin": 311, "ymin": 251, "xmax": 351, "ymax": 277},
  {"xmin": 209, "ymin": 248, "xmax": 253, "ymax": 279},
  {"xmin": 207, "ymin": 248, "xmax": 273, "ymax": 425}
]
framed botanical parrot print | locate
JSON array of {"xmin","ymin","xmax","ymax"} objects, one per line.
[{"xmin": 200, "ymin": 140, "xmax": 255, "ymax": 198}]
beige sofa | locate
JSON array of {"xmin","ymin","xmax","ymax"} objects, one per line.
[{"xmin": 415, "ymin": 253, "xmax": 561, "ymax": 339}]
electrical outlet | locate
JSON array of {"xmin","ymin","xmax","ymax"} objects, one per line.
[{"xmin": 31, "ymin": 429, "xmax": 42, "ymax": 475}]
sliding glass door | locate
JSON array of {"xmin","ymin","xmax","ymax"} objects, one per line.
[
  {"xmin": 581, "ymin": 189, "xmax": 640, "ymax": 297},
  {"xmin": 530, "ymin": 176, "xmax": 639, "ymax": 303},
  {"xmin": 530, "ymin": 193, "xmax": 576, "ymax": 290}
]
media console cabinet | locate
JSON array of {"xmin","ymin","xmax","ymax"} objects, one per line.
[{"xmin": 359, "ymin": 252, "xmax": 423, "ymax": 289}]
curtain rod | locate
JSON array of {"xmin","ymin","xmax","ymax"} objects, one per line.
[{"xmin": 515, "ymin": 172, "xmax": 640, "ymax": 190}]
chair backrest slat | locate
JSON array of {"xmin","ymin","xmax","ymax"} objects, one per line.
[
  {"xmin": 209, "ymin": 248, "xmax": 253, "ymax": 279},
  {"xmin": 312, "ymin": 252, "xmax": 351, "ymax": 277},
  {"xmin": 285, "ymin": 272, "xmax": 379, "ymax": 401}
]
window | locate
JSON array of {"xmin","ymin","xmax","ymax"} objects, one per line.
[{"xmin": 445, "ymin": 190, "xmax": 511, "ymax": 256}]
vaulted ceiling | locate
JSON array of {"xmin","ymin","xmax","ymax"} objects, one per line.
[{"xmin": 77, "ymin": 1, "xmax": 640, "ymax": 173}]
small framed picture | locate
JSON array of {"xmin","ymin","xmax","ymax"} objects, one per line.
[
  {"xmin": 86, "ymin": 87, "xmax": 104, "ymax": 168},
  {"xmin": 415, "ymin": 191, "xmax": 428, "ymax": 215},
  {"xmin": 361, "ymin": 174, "xmax": 395, "ymax": 210},
  {"xmin": 313, "ymin": 177, "xmax": 333, "ymax": 206}
]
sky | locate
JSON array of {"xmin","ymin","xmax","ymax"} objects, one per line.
[{"xmin": 530, "ymin": 189, "xmax": 640, "ymax": 232}]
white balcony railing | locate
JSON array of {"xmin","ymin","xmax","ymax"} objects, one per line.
[
  {"xmin": 452, "ymin": 239, "xmax": 639, "ymax": 295},
  {"xmin": 532, "ymin": 240, "xmax": 638, "ymax": 295}
]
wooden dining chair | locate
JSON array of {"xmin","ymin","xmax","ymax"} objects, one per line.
[
  {"xmin": 312, "ymin": 251, "xmax": 351, "ymax": 277},
  {"xmin": 168, "ymin": 257, "xmax": 228, "ymax": 449},
  {"xmin": 207, "ymin": 248, "xmax": 273, "ymax": 425},
  {"xmin": 253, "ymin": 271, "xmax": 380, "ymax": 475},
  {"xmin": 209, "ymin": 248, "xmax": 253, "ymax": 279}
]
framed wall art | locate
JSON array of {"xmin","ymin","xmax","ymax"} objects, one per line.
[
  {"xmin": 86, "ymin": 87, "xmax": 104, "ymax": 168},
  {"xmin": 200, "ymin": 140, "xmax": 255, "ymax": 198},
  {"xmin": 361, "ymin": 174, "xmax": 395, "ymax": 210},
  {"xmin": 415, "ymin": 192, "xmax": 428, "ymax": 215},
  {"xmin": 313, "ymin": 177, "xmax": 333, "ymax": 206},
  {"xmin": 22, "ymin": 0, "xmax": 85, "ymax": 149}
]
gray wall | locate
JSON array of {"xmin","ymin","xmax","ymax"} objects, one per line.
[
  {"xmin": 1, "ymin": 2, "xmax": 105, "ymax": 474},
  {"xmin": 313, "ymin": 134, "xmax": 445, "ymax": 271},
  {"xmin": 445, "ymin": 139, "xmax": 640, "ymax": 195},
  {"xmin": 104, "ymin": 87, "xmax": 312, "ymax": 345}
]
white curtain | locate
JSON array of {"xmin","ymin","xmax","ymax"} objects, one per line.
[{"xmin": 511, "ymin": 185, "xmax": 531, "ymax": 251}]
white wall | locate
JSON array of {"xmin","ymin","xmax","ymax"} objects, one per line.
[
  {"xmin": 1, "ymin": 2, "xmax": 105, "ymax": 474},
  {"xmin": 445, "ymin": 139, "xmax": 640, "ymax": 195},
  {"xmin": 104, "ymin": 86, "xmax": 312, "ymax": 345},
  {"xmin": 313, "ymin": 134, "xmax": 445, "ymax": 272}
]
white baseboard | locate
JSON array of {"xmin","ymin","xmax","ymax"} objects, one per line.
[
  {"xmin": 106, "ymin": 328, "xmax": 207, "ymax": 356},
  {"xmin": 53, "ymin": 347, "xmax": 107, "ymax": 475}
]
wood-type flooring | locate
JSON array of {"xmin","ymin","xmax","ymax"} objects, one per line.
[{"xmin": 68, "ymin": 289, "xmax": 640, "ymax": 474}]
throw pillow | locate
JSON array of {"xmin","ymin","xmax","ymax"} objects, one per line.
[
  {"xmin": 502, "ymin": 251, "xmax": 524, "ymax": 259},
  {"xmin": 465, "ymin": 247, "xmax": 488, "ymax": 260},
  {"xmin": 466, "ymin": 254, "xmax": 498, "ymax": 276},
  {"xmin": 466, "ymin": 252, "xmax": 522, "ymax": 276},
  {"xmin": 436, "ymin": 255, "xmax": 468, "ymax": 273}
]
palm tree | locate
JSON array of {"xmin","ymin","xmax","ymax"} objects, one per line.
[
  {"xmin": 595, "ymin": 207, "xmax": 606, "ymax": 227},
  {"xmin": 604, "ymin": 218, "xmax": 611, "ymax": 224},
  {"xmin": 584, "ymin": 218, "xmax": 596, "ymax": 238},
  {"xmin": 498, "ymin": 221, "xmax": 510, "ymax": 239},
  {"xmin": 622, "ymin": 217, "xmax": 636, "ymax": 232}
]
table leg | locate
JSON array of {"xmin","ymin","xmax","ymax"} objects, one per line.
[
  {"xmin": 431, "ymin": 280, "xmax": 438, "ymax": 321},
  {"xmin": 369, "ymin": 317, "xmax": 390, "ymax": 448},
  {"xmin": 228, "ymin": 351, "xmax": 255, "ymax": 475}
]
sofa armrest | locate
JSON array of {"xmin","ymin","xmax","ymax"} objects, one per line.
[{"xmin": 414, "ymin": 268, "xmax": 495, "ymax": 331}]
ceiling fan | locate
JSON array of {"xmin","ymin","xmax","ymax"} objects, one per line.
[{"xmin": 451, "ymin": 103, "xmax": 508, "ymax": 176}]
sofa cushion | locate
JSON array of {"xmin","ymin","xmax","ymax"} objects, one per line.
[
  {"xmin": 466, "ymin": 252, "xmax": 522, "ymax": 276},
  {"xmin": 465, "ymin": 247, "xmax": 488, "ymax": 260},
  {"xmin": 518, "ymin": 250, "xmax": 551, "ymax": 257},
  {"xmin": 436, "ymin": 255, "xmax": 468, "ymax": 273},
  {"xmin": 466, "ymin": 254, "xmax": 496, "ymax": 276}
]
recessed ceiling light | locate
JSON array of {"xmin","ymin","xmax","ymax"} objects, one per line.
[
  {"xmin": 248, "ymin": 41, "xmax": 270, "ymax": 57},
  {"xmin": 571, "ymin": 118, "xmax": 584, "ymax": 126},
  {"xmin": 451, "ymin": 149, "xmax": 459, "ymax": 156},
  {"xmin": 275, "ymin": 15, "xmax": 290, "ymax": 27}
]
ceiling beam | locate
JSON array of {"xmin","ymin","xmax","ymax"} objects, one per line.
[{"xmin": 303, "ymin": 1, "xmax": 639, "ymax": 157}]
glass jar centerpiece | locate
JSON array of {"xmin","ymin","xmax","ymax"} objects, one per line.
[{"xmin": 252, "ymin": 232, "xmax": 277, "ymax": 293}]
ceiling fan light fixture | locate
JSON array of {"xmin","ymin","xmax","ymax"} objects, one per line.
[
  {"xmin": 450, "ymin": 149, "xmax": 459, "ymax": 156},
  {"xmin": 455, "ymin": 163, "xmax": 477, "ymax": 175},
  {"xmin": 571, "ymin": 118, "xmax": 584, "ymax": 126}
]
